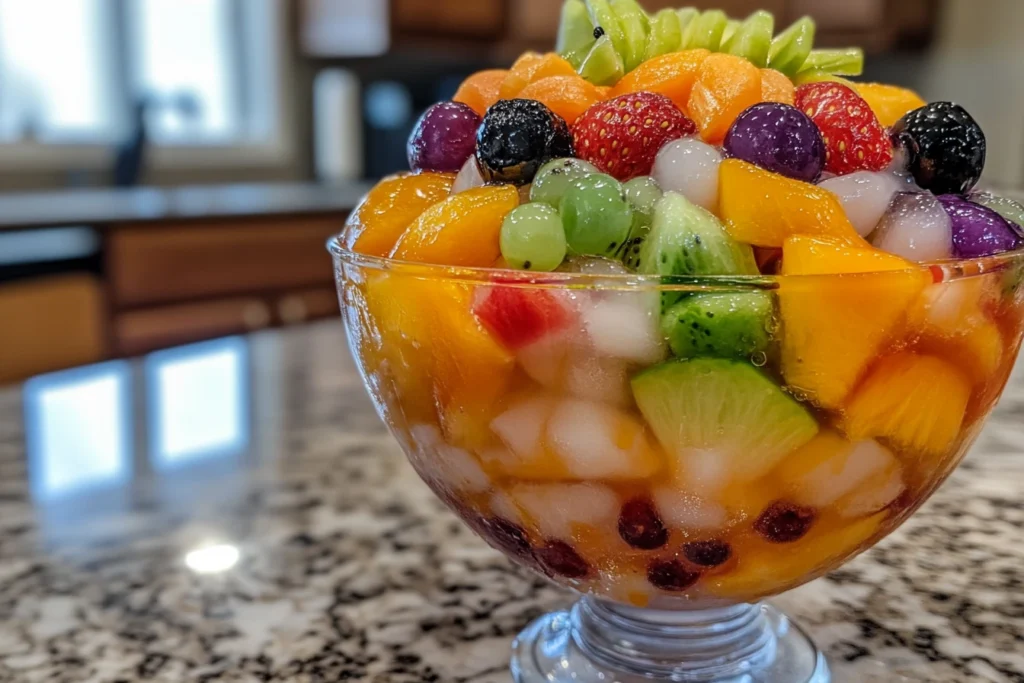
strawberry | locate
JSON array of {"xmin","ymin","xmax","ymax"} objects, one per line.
[
  {"xmin": 573, "ymin": 93, "xmax": 697, "ymax": 181},
  {"xmin": 795, "ymin": 82, "xmax": 893, "ymax": 176},
  {"xmin": 473, "ymin": 286, "xmax": 574, "ymax": 350}
]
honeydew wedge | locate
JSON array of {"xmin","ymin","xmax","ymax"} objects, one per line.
[
  {"xmin": 768, "ymin": 16, "xmax": 816, "ymax": 77},
  {"xmin": 579, "ymin": 34, "xmax": 625, "ymax": 86},
  {"xmin": 610, "ymin": 0, "xmax": 650, "ymax": 73},
  {"xmin": 723, "ymin": 10, "xmax": 774, "ymax": 68},
  {"xmin": 643, "ymin": 9, "xmax": 683, "ymax": 61},
  {"xmin": 681, "ymin": 10, "xmax": 729, "ymax": 51},
  {"xmin": 558, "ymin": 0, "xmax": 597, "ymax": 68}
]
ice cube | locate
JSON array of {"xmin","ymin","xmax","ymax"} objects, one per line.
[
  {"xmin": 511, "ymin": 482, "xmax": 620, "ymax": 540},
  {"xmin": 546, "ymin": 399, "xmax": 660, "ymax": 480},
  {"xmin": 793, "ymin": 440, "xmax": 898, "ymax": 508},
  {"xmin": 872, "ymin": 192, "xmax": 953, "ymax": 262},
  {"xmin": 581, "ymin": 297, "xmax": 667, "ymax": 364},
  {"xmin": 435, "ymin": 444, "xmax": 491, "ymax": 493},
  {"xmin": 652, "ymin": 138, "xmax": 723, "ymax": 212},
  {"xmin": 820, "ymin": 171, "xmax": 904, "ymax": 237},
  {"xmin": 490, "ymin": 396, "xmax": 555, "ymax": 461},
  {"xmin": 652, "ymin": 486, "xmax": 729, "ymax": 531},
  {"xmin": 837, "ymin": 466, "xmax": 904, "ymax": 518}
]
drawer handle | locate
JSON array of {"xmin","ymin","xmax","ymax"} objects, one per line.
[
  {"xmin": 243, "ymin": 302, "xmax": 271, "ymax": 330},
  {"xmin": 279, "ymin": 296, "xmax": 308, "ymax": 325}
]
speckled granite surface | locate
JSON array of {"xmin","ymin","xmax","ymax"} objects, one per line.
[{"xmin": 0, "ymin": 322, "xmax": 1020, "ymax": 683}]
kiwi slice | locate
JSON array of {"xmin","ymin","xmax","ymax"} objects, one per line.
[
  {"xmin": 558, "ymin": 0, "xmax": 597, "ymax": 68},
  {"xmin": 637, "ymin": 192, "xmax": 759, "ymax": 311},
  {"xmin": 768, "ymin": 16, "xmax": 816, "ymax": 77},
  {"xmin": 800, "ymin": 48, "xmax": 865, "ymax": 77},
  {"xmin": 579, "ymin": 34, "xmax": 625, "ymax": 86},
  {"xmin": 611, "ymin": 0, "xmax": 651, "ymax": 72},
  {"xmin": 661, "ymin": 292, "xmax": 774, "ymax": 361},
  {"xmin": 682, "ymin": 10, "xmax": 729, "ymax": 52},
  {"xmin": 723, "ymin": 11, "xmax": 775, "ymax": 68},
  {"xmin": 643, "ymin": 8, "xmax": 682, "ymax": 61}
]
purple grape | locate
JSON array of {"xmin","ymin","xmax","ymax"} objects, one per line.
[
  {"xmin": 938, "ymin": 195, "xmax": 1024, "ymax": 258},
  {"xmin": 407, "ymin": 102, "xmax": 481, "ymax": 173},
  {"xmin": 724, "ymin": 103, "xmax": 826, "ymax": 183}
]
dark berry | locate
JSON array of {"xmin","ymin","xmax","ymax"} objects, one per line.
[
  {"xmin": 724, "ymin": 103, "xmax": 825, "ymax": 183},
  {"xmin": 891, "ymin": 102, "xmax": 986, "ymax": 195},
  {"xmin": 754, "ymin": 501, "xmax": 817, "ymax": 543},
  {"xmin": 407, "ymin": 101, "xmax": 481, "ymax": 173},
  {"xmin": 647, "ymin": 559, "xmax": 701, "ymax": 592},
  {"xmin": 938, "ymin": 194, "xmax": 1023, "ymax": 258},
  {"xmin": 617, "ymin": 498, "xmax": 669, "ymax": 550},
  {"xmin": 476, "ymin": 99, "xmax": 574, "ymax": 185},
  {"xmin": 536, "ymin": 540, "xmax": 591, "ymax": 579},
  {"xmin": 682, "ymin": 540, "xmax": 733, "ymax": 568},
  {"xmin": 482, "ymin": 517, "xmax": 533, "ymax": 560}
]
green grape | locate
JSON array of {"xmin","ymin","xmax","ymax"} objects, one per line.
[
  {"xmin": 623, "ymin": 176, "xmax": 663, "ymax": 217},
  {"xmin": 531, "ymin": 158, "xmax": 600, "ymax": 207},
  {"xmin": 619, "ymin": 177, "xmax": 662, "ymax": 270},
  {"xmin": 560, "ymin": 173, "xmax": 634, "ymax": 257},
  {"xmin": 500, "ymin": 204, "xmax": 568, "ymax": 272}
]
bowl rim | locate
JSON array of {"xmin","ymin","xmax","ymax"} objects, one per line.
[{"xmin": 328, "ymin": 235, "xmax": 1024, "ymax": 290}]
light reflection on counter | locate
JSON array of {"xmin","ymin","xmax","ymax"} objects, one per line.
[
  {"xmin": 146, "ymin": 337, "xmax": 250, "ymax": 470},
  {"xmin": 23, "ymin": 361, "xmax": 133, "ymax": 502},
  {"xmin": 21, "ymin": 335, "xmax": 259, "ymax": 536}
]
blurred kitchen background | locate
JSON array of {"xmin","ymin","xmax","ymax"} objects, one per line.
[{"xmin": 0, "ymin": 0, "xmax": 1021, "ymax": 385}]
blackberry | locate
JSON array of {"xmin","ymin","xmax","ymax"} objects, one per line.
[
  {"xmin": 891, "ymin": 102, "xmax": 986, "ymax": 195},
  {"xmin": 476, "ymin": 99, "xmax": 574, "ymax": 185}
]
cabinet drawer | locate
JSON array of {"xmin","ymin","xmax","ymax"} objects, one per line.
[
  {"xmin": 114, "ymin": 298, "xmax": 272, "ymax": 357},
  {"xmin": 0, "ymin": 274, "xmax": 107, "ymax": 385},
  {"xmin": 109, "ymin": 217, "xmax": 344, "ymax": 308},
  {"xmin": 393, "ymin": 0, "xmax": 504, "ymax": 37},
  {"xmin": 277, "ymin": 287, "xmax": 342, "ymax": 326}
]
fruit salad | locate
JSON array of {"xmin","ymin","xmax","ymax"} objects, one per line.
[{"xmin": 334, "ymin": 1, "xmax": 1024, "ymax": 608}]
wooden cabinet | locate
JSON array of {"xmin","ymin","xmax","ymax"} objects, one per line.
[
  {"xmin": 0, "ymin": 275, "xmax": 107, "ymax": 385},
  {"xmin": 393, "ymin": 0, "xmax": 505, "ymax": 38}
]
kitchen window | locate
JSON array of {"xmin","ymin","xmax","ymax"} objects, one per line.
[{"xmin": 0, "ymin": 0, "xmax": 289, "ymax": 167}]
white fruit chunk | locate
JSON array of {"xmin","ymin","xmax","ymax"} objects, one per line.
[
  {"xmin": 653, "ymin": 138, "xmax": 723, "ymax": 212},
  {"xmin": 820, "ymin": 171, "xmax": 905, "ymax": 237},
  {"xmin": 871, "ymin": 192, "xmax": 953, "ymax": 262}
]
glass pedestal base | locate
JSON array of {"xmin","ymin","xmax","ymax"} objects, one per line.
[{"xmin": 511, "ymin": 598, "xmax": 830, "ymax": 682}]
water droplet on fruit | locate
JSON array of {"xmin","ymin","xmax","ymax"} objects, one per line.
[{"xmin": 751, "ymin": 351, "xmax": 767, "ymax": 367}]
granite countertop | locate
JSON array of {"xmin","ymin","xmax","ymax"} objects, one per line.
[
  {"xmin": 0, "ymin": 182, "xmax": 372, "ymax": 231},
  {"xmin": 0, "ymin": 321, "xmax": 1021, "ymax": 682}
]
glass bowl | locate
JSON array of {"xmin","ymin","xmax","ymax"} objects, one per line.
[{"xmin": 330, "ymin": 237, "xmax": 1024, "ymax": 682}]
